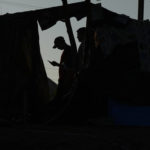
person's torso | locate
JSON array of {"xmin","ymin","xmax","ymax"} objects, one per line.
[{"xmin": 59, "ymin": 45, "xmax": 76, "ymax": 79}]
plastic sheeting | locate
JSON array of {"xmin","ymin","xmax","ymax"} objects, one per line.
[{"xmin": 0, "ymin": 13, "xmax": 50, "ymax": 121}]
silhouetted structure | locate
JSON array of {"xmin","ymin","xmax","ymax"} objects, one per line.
[{"xmin": 0, "ymin": 1, "xmax": 150, "ymax": 127}]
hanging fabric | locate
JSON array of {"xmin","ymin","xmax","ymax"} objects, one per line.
[{"xmin": 0, "ymin": 13, "xmax": 50, "ymax": 121}]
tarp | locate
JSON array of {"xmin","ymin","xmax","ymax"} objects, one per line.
[
  {"xmin": 1, "ymin": 2, "xmax": 89, "ymax": 30},
  {"xmin": 108, "ymin": 99, "xmax": 150, "ymax": 126},
  {"xmin": 37, "ymin": 2, "xmax": 89, "ymax": 30},
  {"xmin": 1, "ymin": 1, "xmax": 150, "ymax": 124},
  {"xmin": 0, "ymin": 13, "xmax": 50, "ymax": 121},
  {"xmin": 89, "ymin": 5, "xmax": 150, "ymax": 106},
  {"xmin": 0, "ymin": 1, "xmax": 90, "ymax": 122}
]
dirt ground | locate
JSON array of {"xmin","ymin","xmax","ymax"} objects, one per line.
[{"xmin": 0, "ymin": 122, "xmax": 150, "ymax": 150}]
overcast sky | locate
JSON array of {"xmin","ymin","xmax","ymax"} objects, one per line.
[{"xmin": 0, "ymin": 0, "xmax": 150, "ymax": 83}]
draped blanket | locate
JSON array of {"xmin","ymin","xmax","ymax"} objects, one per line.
[{"xmin": 0, "ymin": 14, "xmax": 50, "ymax": 120}]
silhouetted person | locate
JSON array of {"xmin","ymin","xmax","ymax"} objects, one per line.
[
  {"xmin": 90, "ymin": 29, "xmax": 105, "ymax": 69},
  {"xmin": 49, "ymin": 36, "xmax": 76, "ymax": 101},
  {"xmin": 76, "ymin": 27, "xmax": 86, "ymax": 72}
]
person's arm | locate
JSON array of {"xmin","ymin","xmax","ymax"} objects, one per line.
[
  {"xmin": 48, "ymin": 60, "xmax": 68, "ymax": 69},
  {"xmin": 48, "ymin": 60, "xmax": 61, "ymax": 67},
  {"xmin": 48, "ymin": 60, "xmax": 76, "ymax": 73}
]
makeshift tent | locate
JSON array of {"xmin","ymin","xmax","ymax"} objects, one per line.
[
  {"xmin": 0, "ymin": 2, "xmax": 89, "ymax": 123},
  {"xmin": 0, "ymin": 13, "xmax": 50, "ymax": 122},
  {"xmin": 1, "ymin": 1, "xmax": 150, "ymax": 126},
  {"xmin": 45, "ymin": 2, "xmax": 150, "ymax": 125},
  {"xmin": 90, "ymin": 5, "xmax": 150, "ymax": 106},
  {"xmin": 84, "ymin": 4, "xmax": 150, "ymax": 126}
]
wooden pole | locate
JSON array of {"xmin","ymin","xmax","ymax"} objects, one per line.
[
  {"xmin": 62, "ymin": 0, "xmax": 77, "ymax": 54},
  {"xmin": 84, "ymin": 0, "xmax": 91, "ymax": 67},
  {"xmin": 138, "ymin": 0, "xmax": 144, "ymax": 21}
]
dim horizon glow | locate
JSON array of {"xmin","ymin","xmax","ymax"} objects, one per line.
[{"xmin": 0, "ymin": 0, "xmax": 150, "ymax": 84}]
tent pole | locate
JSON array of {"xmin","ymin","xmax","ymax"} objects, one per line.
[
  {"xmin": 62, "ymin": 0, "xmax": 77, "ymax": 54},
  {"xmin": 84, "ymin": 0, "xmax": 91, "ymax": 67},
  {"xmin": 138, "ymin": 0, "xmax": 144, "ymax": 21}
]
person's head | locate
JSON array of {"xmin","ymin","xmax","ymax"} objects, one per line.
[
  {"xmin": 53, "ymin": 36, "xmax": 66, "ymax": 50},
  {"xmin": 77, "ymin": 27, "xmax": 86, "ymax": 42}
]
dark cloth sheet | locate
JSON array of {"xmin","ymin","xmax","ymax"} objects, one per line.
[{"xmin": 0, "ymin": 14, "xmax": 50, "ymax": 121}]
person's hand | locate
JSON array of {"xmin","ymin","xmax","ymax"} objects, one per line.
[{"xmin": 48, "ymin": 60, "xmax": 59, "ymax": 66}]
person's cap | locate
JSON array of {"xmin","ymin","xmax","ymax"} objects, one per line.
[{"xmin": 53, "ymin": 36, "xmax": 65, "ymax": 49}]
